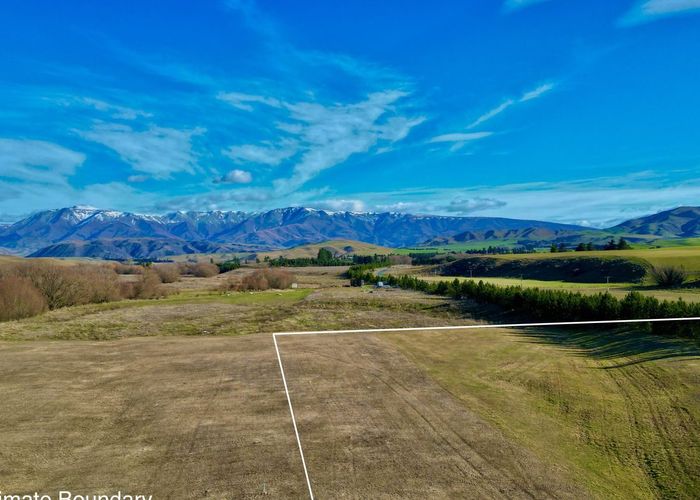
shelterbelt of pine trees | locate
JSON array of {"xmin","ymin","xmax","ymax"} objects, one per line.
[
  {"xmin": 346, "ymin": 265, "xmax": 700, "ymax": 339},
  {"xmin": 268, "ymin": 251, "xmax": 390, "ymax": 268}
]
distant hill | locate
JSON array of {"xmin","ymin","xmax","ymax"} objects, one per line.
[
  {"xmin": 611, "ymin": 206, "xmax": 700, "ymax": 238},
  {"xmin": 3, "ymin": 205, "xmax": 698, "ymax": 260},
  {"xmin": 0, "ymin": 206, "xmax": 588, "ymax": 258},
  {"xmin": 28, "ymin": 238, "xmax": 266, "ymax": 260},
  {"xmin": 259, "ymin": 240, "xmax": 395, "ymax": 260},
  {"xmin": 422, "ymin": 227, "xmax": 655, "ymax": 249},
  {"xmin": 0, "ymin": 206, "xmax": 250, "ymax": 255}
]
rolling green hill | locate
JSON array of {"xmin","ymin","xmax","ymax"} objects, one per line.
[{"xmin": 437, "ymin": 247, "xmax": 700, "ymax": 283}]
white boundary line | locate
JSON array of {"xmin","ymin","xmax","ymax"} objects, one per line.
[
  {"xmin": 273, "ymin": 333, "xmax": 315, "ymax": 500},
  {"xmin": 272, "ymin": 316, "xmax": 700, "ymax": 500}
]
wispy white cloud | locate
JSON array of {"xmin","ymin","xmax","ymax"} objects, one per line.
[
  {"xmin": 429, "ymin": 132, "xmax": 493, "ymax": 143},
  {"xmin": 127, "ymin": 175, "xmax": 149, "ymax": 183},
  {"xmin": 220, "ymin": 89, "xmax": 424, "ymax": 193},
  {"xmin": 620, "ymin": 0, "xmax": 700, "ymax": 25},
  {"xmin": 225, "ymin": 0, "xmax": 279, "ymax": 40},
  {"xmin": 428, "ymin": 81, "xmax": 555, "ymax": 151},
  {"xmin": 214, "ymin": 1, "xmax": 425, "ymax": 196},
  {"xmin": 216, "ymin": 91, "xmax": 282, "ymax": 111},
  {"xmin": 0, "ymin": 138, "xmax": 85, "ymax": 185},
  {"xmin": 444, "ymin": 197, "xmax": 507, "ymax": 214},
  {"xmin": 277, "ymin": 90, "xmax": 424, "ymax": 192},
  {"xmin": 467, "ymin": 82, "xmax": 555, "ymax": 129},
  {"xmin": 223, "ymin": 140, "xmax": 298, "ymax": 166},
  {"xmin": 332, "ymin": 171, "xmax": 700, "ymax": 226},
  {"xmin": 467, "ymin": 100, "xmax": 514, "ymax": 130},
  {"xmin": 375, "ymin": 201, "xmax": 424, "ymax": 213},
  {"xmin": 503, "ymin": 0, "xmax": 552, "ymax": 12},
  {"xmin": 79, "ymin": 124, "xmax": 204, "ymax": 179},
  {"xmin": 0, "ymin": 178, "xmax": 154, "ymax": 220},
  {"xmin": 214, "ymin": 169, "xmax": 253, "ymax": 184},
  {"xmin": 55, "ymin": 96, "xmax": 152, "ymax": 120},
  {"xmin": 0, "ymin": 138, "xmax": 162, "ymax": 217},
  {"xmin": 311, "ymin": 198, "xmax": 366, "ymax": 212},
  {"xmin": 520, "ymin": 82, "xmax": 555, "ymax": 101}
]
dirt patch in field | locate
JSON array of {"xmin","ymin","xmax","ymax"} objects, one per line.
[{"xmin": 0, "ymin": 336, "xmax": 306, "ymax": 498}]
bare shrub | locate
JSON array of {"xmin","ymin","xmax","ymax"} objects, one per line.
[
  {"xmin": 78, "ymin": 265, "xmax": 122, "ymax": 303},
  {"xmin": 0, "ymin": 262, "xmax": 122, "ymax": 310},
  {"xmin": 154, "ymin": 263, "xmax": 180, "ymax": 283},
  {"xmin": 238, "ymin": 271, "xmax": 269, "ymax": 291},
  {"xmin": 18, "ymin": 264, "xmax": 88, "ymax": 309},
  {"xmin": 132, "ymin": 269, "xmax": 167, "ymax": 299},
  {"xmin": 176, "ymin": 262, "xmax": 219, "ymax": 277},
  {"xmin": 191, "ymin": 262, "xmax": 219, "ymax": 278},
  {"xmin": 265, "ymin": 268, "xmax": 295, "ymax": 289},
  {"xmin": 650, "ymin": 266, "xmax": 687, "ymax": 288},
  {"xmin": 0, "ymin": 259, "xmax": 170, "ymax": 318},
  {"xmin": 0, "ymin": 276, "xmax": 48, "ymax": 321},
  {"xmin": 229, "ymin": 268, "xmax": 296, "ymax": 291},
  {"xmin": 112, "ymin": 262, "xmax": 144, "ymax": 274},
  {"xmin": 118, "ymin": 281, "xmax": 138, "ymax": 300}
]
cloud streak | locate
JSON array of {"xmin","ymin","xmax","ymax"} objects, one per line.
[
  {"xmin": 503, "ymin": 0, "xmax": 553, "ymax": 12},
  {"xmin": 216, "ymin": 92, "xmax": 282, "ymax": 111},
  {"xmin": 223, "ymin": 140, "xmax": 298, "ymax": 166},
  {"xmin": 620, "ymin": 0, "xmax": 700, "ymax": 25},
  {"xmin": 56, "ymin": 96, "xmax": 152, "ymax": 120},
  {"xmin": 332, "ymin": 171, "xmax": 700, "ymax": 226},
  {"xmin": 429, "ymin": 132, "xmax": 493, "ymax": 143},
  {"xmin": 468, "ymin": 82, "xmax": 555, "ymax": 129},
  {"xmin": 444, "ymin": 197, "xmax": 507, "ymax": 214},
  {"xmin": 220, "ymin": 89, "xmax": 425, "ymax": 193},
  {"xmin": 0, "ymin": 138, "xmax": 85, "ymax": 185},
  {"xmin": 80, "ymin": 124, "xmax": 204, "ymax": 179}
]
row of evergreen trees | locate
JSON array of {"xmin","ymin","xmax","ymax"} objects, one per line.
[
  {"xmin": 268, "ymin": 249, "xmax": 390, "ymax": 267},
  {"xmin": 551, "ymin": 237, "xmax": 632, "ymax": 253},
  {"xmin": 346, "ymin": 266, "xmax": 700, "ymax": 339},
  {"xmin": 216, "ymin": 258, "xmax": 241, "ymax": 272}
]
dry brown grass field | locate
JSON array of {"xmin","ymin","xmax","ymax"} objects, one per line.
[{"xmin": 1, "ymin": 264, "xmax": 699, "ymax": 498}]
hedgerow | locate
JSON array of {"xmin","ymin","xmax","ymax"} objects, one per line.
[{"xmin": 347, "ymin": 266, "xmax": 700, "ymax": 339}]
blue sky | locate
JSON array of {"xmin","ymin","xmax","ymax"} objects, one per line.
[{"xmin": 1, "ymin": 0, "xmax": 699, "ymax": 226}]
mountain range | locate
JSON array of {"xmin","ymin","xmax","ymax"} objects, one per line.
[{"xmin": 0, "ymin": 205, "xmax": 698, "ymax": 260}]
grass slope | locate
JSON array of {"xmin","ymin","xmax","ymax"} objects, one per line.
[
  {"xmin": 387, "ymin": 326, "xmax": 700, "ymax": 499},
  {"xmin": 434, "ymin": 247, "xmax": 700, "ymax": 282}
]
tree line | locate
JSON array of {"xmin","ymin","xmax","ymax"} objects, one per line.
[
  {"xmin": 267, "ymin": 249, "xmax": 392, "ymax": 267},
  {"xmin": 552, "ymin": 237, "xmax": 632, "ymax": 253},
  {"xmin": 346, "ymin": 265, "xmax": 700, "ymax": 339}
]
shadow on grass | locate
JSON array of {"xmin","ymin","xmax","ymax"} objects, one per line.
[
  {"xmin": 454, "ymin": 298, "xmax": 700, "ymax": 368},
  {"xmin": 514, "ymin": 325, "xmax": 700, "ymax": 368}
]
